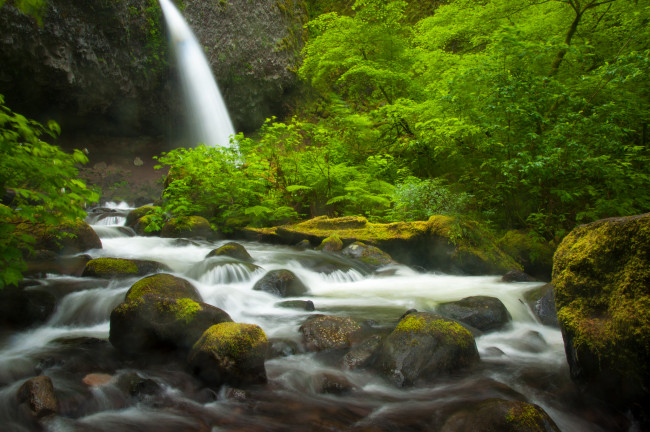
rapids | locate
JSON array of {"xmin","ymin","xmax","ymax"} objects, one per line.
[{"xmin": 0, "ymin": 205, "xmax": 620, "ymax": 431}]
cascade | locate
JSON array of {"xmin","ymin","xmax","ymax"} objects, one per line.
[{"xmin": 158, "ymin": 0, "xmax": 236, "ymax": 148}]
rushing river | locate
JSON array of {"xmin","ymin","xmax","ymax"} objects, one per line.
[{"xmin": 0, "ymin": 204, "xmax": 620, "ymax": 431}]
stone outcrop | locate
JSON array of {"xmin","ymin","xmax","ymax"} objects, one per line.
[{"xmin": 553, "ymin": 213, "xmax": 650, "ymax": 410}]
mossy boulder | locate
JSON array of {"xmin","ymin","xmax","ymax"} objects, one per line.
[
  {"xmin": 499, "ymin": 230, "xmax": 556, "ymax": 281},
  {"xmin": 371, "ymin": 312, "xmax": 479, "ymax": 387},
  {"xmin": 341, "ymin": 241, "xmax": 394, "ymax": 271},
  {"xmin": 125, "ymin": 273, "xmax": 202, "ymax": 303},
  {"xmin": 299, "ymin": 315, "xmax": 365, "ymax": 352},
  {"xmin": 253, "ymin": 269, "xmax": 308, "ymax": 297},
  {"xmin": 206, "ymin": 242, "xmax": 253, "ymax": 262},
  {"xmin": 242, "ymin": 216, "xmax": 519, "ymax": 275},
  {"xmin": 441, "ymin": 398, "xmax": 560, "ymax": 432},
  {"xmin": 437, "ymin": 296, "xmax": 511, "ymax": 333},
  {"xmin": 161, "ymin": 216, "xmax": 213, "ymax": 239},
  {"xmin": 552, "ymin": 213, "xmax": 650, "ymax": 407},
  {"xmin": 15, "ymin": 219, "xmax": 102, "ymax": 255},
  {"xmin": 316, "ymin": 233, "xmax": 344, "ymax": 252},
  {"xmin": 188, "ymin": 322, "xmax": 269, "ymax": 387},
  {"xmin": 125, "ymin": 205, "xmax": 159, "ymax": 228},
  {"xmin": 109, "ymin": 294, "xmax": 232, "ymax": 354},
  {"xmin": 133, "ymin": 214, "xmax": 161, "ymax": 237},
  {"xmin": 82, "ymin": 258, "xmax": 170, "ymax": 278}
]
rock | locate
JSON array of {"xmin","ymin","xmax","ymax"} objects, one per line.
[
  {"xmin": 206, "ymin": 242, "xmax": 253, "ymax": 262},
  {"xmin": 276, "ymin": 300, "xmax": 315, "ymax": 311},
  {"xmin": 552, "ymin": 213, "xmax": 650, "ymax": 408},
  {"xmin": 0, "ymin": 286, "xmax": 56, "ymax": 329},
  {"xmin": 441, "ymin": 398, "xmax": 560, "ymax": 432},
  {"xmin": 253, "ymin": 269, "xmax": 308, "ymax": 297},
  {"xmin": 371, "ymin": 312, "xmax": 479, "ymax": 387},
  {"xmin": 82, "ymin": 373, "xmax": 113, "ymax": 387},
  {"xmin": 24, "ymin": 252, "xmax": 92, "ymax": 278},
  {"xmin": 187, "ymin": 260, "xmax": 262, "ymax": 283},
  {"xmin": 299, "ymin": 315, "xmax": 364, "ymax": 352},
  {"xmin": 437, "ymin": 296, "xmax": 511, "ymax": 332},
  {"xmin": 133, "ymin": 214, "xmax": 161, "ymax": 236},
  {"xmin": 125, "ymin": 273, "xmax": 202, "ymax": 303},
  {"xmin": 125, "ymin": 205, "xmax": 159, "ymax": 228},
  {"xmin": 268, "ymin": 339, "xmax": 301, "ymax": 358},
  {"xmin": 115, "ymin": 371, "xmax": 162, "ymax": 398},
  {"xmin": 341, "ymin": 241, "xmax": 394, "ymax": 271},
  {"xmin": 16, "ymin": 219, "xmax": 102, "ymax": 255},
  {"xmin": 502, "ymin": 270, "xmax": 537, "ymax": 282},
  {"xmin": 498, "ymin": 230, "xmax": 555, "ymax": 281},
  {"xmin": 161, "ymin": 216, "xmax": 213, "ymax": 239},
  {"xmin": 512, "ymin": 331, "xmax": 549, "ymax": 354},
  {"xmin": 17, "ymin": 376, "xmax": 58, "ymax": 419},
  {"xmin": 82, "ymin": 257, "xmax": 170, "ymax": 278},
  {"xmin": 316, "ymin": 233, "xmax": 344, "ymax": 252},
  {"xmin": 109, "ymin": 294, "xmax": 232, "ymax": 354},
  {"xmin": 523, "ymin": 283, "xmax": 559, "ymax": 327},
  {"xmin": 315, "ymin": 372, "xmax": 356, "ymax": 395},
  {"xmin": 342, "ymin": 334, "xmax": 383, "ymax": 370},
  {"xmin": 188, "ymin": 322, "xmax": 269, "ymax": 387}
]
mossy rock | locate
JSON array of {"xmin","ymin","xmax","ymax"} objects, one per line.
[
  {"xmin": 188, "ymin": 322, "xmax": 269, "ymax": 387},
  {"xmin": 552, "ymin": 213, "xmax": 650, "ymax": 407},
  {"xmin": 499, "ymin": 230, "xmax": 555, "ymax": 281},
  {"xmin": 15, "ymin": 219, "xmax": 102, "ymax": 255},
  {"xmin": 341, "ymin": 241, "xmax": 394, "ymax": 270},
  {"xmin": 206, "ymin": 242, "xmax": 253, "ymax": 262},
  {"xmin": 436, "ymin": 296, "xmax": 511, "ymax": 333},
  {"xmin": 161, "ymin": 216, "xmax": 213, "ymax": 239},
  {"xmin": 372, "ymin": 312, "xmax": 479, "ymax": 387},
  {"xmin": 125, "ymin": 205, "xmax": 159, "ymax": 228},
  {"xmin": 109, "ymin": 294, "xmax": 232, "ymax": 354},
  {"xmin": 299, "ymin": 315, "xmax": 364, "ymax": 352},
  {"xmin": 133, "ymin": 214, "xmax": 161, "ymax": 236},
  {"xmin": 82, "ymin": 258, "xmax": 170, "ymax": 278},
  {"xmin": 125, "ymin": 273, "xmax": 202, "ymax": 303},
  {"xmin": 243, "ymin": 215, "xmax": 519, "ymax": 275},
  {"xmin": 253, "ymin": 269, "xmax": 308, "ymax": 297},
  {"xmin": 316, "ymin": 233, "xmax": 344, "ymax": 252},
  {"xmin": 441, "ymin": 398, "xmax": 560, "ymax": 432}
]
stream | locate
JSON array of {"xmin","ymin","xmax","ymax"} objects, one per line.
[{"xmin": 0, "ymin": 204, "xmax": 619, "ymax": 431}]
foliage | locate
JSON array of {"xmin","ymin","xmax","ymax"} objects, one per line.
[{"xmin": 0, "ymin": 95, "xmax": 98, "ymax": 288}]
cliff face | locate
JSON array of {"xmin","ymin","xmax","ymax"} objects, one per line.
[{"xmin": 0, "ymin": 0, "xmax": 306, "ymax": 138}]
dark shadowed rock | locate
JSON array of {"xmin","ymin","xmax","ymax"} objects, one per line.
[
  {"xmin": 253, "ymin": 269, "xmax": 308, "ymax": 297},
  {"xmin": 502, "ymin": 270, "xmax": 537, "ymax": 282},
  {"xmin": 276, "ymin": 300, "xmax": 315, "ymax": 311},
  {"xmin": 437, "ymin": 296, "xmax": 511, "ymax": 332}
]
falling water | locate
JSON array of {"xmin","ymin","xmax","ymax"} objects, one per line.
[{"xmin": 158, "ymin": 0, "xmax": 236, "ymax": 148}]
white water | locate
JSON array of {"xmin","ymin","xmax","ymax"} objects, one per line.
[
  {"xmin": 159, "ymin": 0, "xmax": 236, "ymax": 148},
  {"xmin": 0, "ymin": 205, "xmax": 613, "ymax": 431}
]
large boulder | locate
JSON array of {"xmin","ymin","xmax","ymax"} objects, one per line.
[
  {"xmin": 125, "ymin": 273, "xmax": 202, "ymax": 303},
  {"xmin": 187, "ymin": 322, "xmax": 269, "ymax": 387},
  {"xmin": 299, "ymin": 315, "xmax": 365, "ymax": 352},
  {"xmin": 253, "ymin": 269, "xmax": 308, "ymax": 297},
  {"xmin": 437, "ymin": 296, "xmax": 511, "ymax": 333},
  {"xmin": 109, "ymin": 294, "xmax": 232, "ymax": 354},
  {"xmin": 161, "ymin": 216, "xmax": 213, "ymax": 239},
  {"xmin": 441, "ymin": 398, "xmax": 560, "ymax": 432},
  {"xmin": 15, "ymin": 219, "xmax": 102, "ymax": 255},
  {"xmin": 372, "ymin": 312, "xmax": 479, "ymax": 387},
  {"xmin": 553, "ymin": 213, "xmax": 650, "ymax": 410},
  {"xmin": 125, "ymin": 205, "xmax": 159, "ymax": 228},
  {"xmin": 82, "ymin": 257, "xmax": 170, "ymax": 278}
]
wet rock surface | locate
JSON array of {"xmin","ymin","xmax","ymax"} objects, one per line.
[
  {"xmin": 253, "ymin": 269, "xmax": 308, "ymax": 297},
  {"xmin": 436, "ymin": 295, "xmax": 511, "ymax": 333}
]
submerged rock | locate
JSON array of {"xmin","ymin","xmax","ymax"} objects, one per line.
[
  {"xmin": 523, "ymin": 283, "xmax": 558, "ymax": 327},
  {"xmin": 17, "ymin": 376, "xmax": 58, "ymax": 419},
  {"xmin": 299, "ymin": 315, "xmax": 365, "ymax": 352},
  {"xmin": 553, "ymin": 213, "xmax": 650, "ymax": 409},
  {"xmin": 206, "ymin": 242, "xmax": 253, "ymax": 262},
  {"xmin": 437, "ymin": 296, "xmax": 511, "ymax": 332},
  {"xmin": 125, "ymin": 273, "xmax": 202, "ymax": 303},
  {"xmin": 82, "ymin": 257, "xmax": 170, "ymax": 278},
  {"xmin": 372, "ymin": 312, "xmax": 479, "ymax": 387},
  {"xmin": 109, "ymin": 294, "xmax": 232, "ymax": 354},
  {"xmin": 253, "ymin": 269, "xmax": 308, "ymax": 297},
  {"xmin": 441, "ymin": 398, "xmax": 560, "ymax": 432},
  {"xmin": 188, "ymin": 322, "xmax": 269, "ymax": 387},
  {"xmin": 276, "ymin": 299, "xmax": 315, "ymax": 311}
]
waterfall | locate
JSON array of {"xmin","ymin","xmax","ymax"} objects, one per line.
[{"xmin": 158, "ymin": 0, "xmax": 236, "ymax": 148}]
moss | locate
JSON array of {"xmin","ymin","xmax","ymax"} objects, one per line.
[
  {"xmin": 395, "ymin": 313, "xmax": 473, "ymax": 348},
  {"xmin": 195, "ymin": 322, "xmax": 268, "ymax": 360},
  {"xmin": 126, "ymin": 273, "xmax": 201, "ymax": 302},
  {"xmin": 170, "ymin": 298, "xmax": 201, "ymax": 324},
  {"xmin": 553, "ymin": 214, "xmax": 650, "ymax": 382},
  {"xmin": 126, "ymin": 205, "xmax": 159, "ymax": 227},
  {"xmin": 505, "ymin": 403, "xmax": 545, "ymax": 430},
  {"xmin": 316, "ymin": 233, "xmax": 343, "ymax": 251},
  {"xmin": 85, "ymin": 258, "xmax": 138, "ymax": 276}
]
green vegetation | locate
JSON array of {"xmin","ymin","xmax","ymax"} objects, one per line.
[
  {"xmin": 155, "ymin": 0, "xmax": 649, "ymax": 245},
  {"xmin": 0, "ymin": 95, "xmax": 98, "ymax": 288}
]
